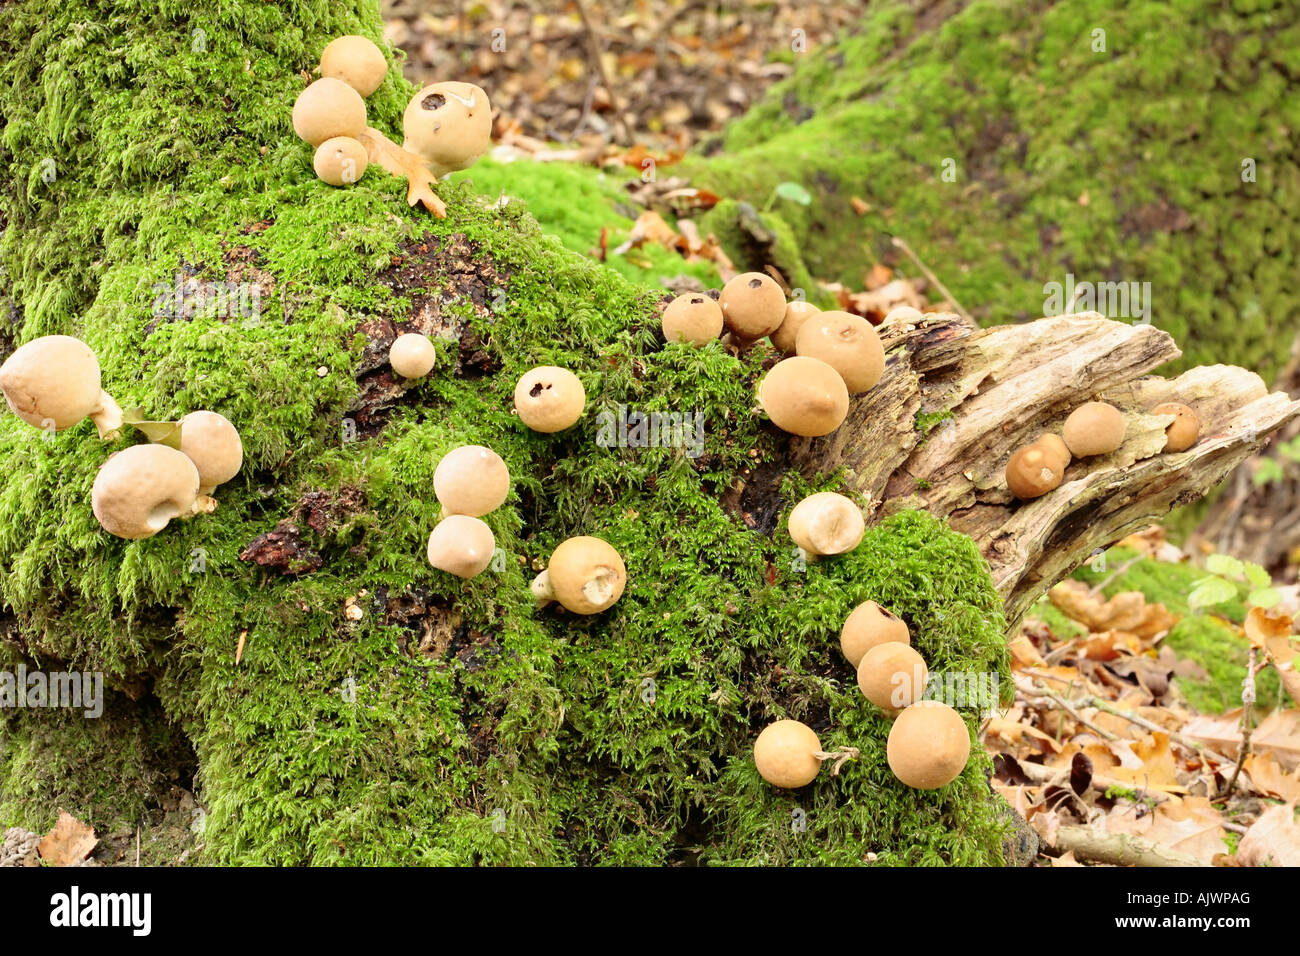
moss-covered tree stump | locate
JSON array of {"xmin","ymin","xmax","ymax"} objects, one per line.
[{"xmin": 0, "ymin": 0, "xmax": 1291, "ymax": 866}]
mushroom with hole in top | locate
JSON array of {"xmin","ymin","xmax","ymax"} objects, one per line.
[
  {"xmin": 753, "ymin": 719, "xmax": 822, "ymax": 789},
  {"xmin": 794, "ymin": 310, "xmax": 885, "ymax": 394},
  {"xmin": 389, "ymin": 332, "xmax": 436, "ymax": 379},
  {"xmin": 433, "ymin": 445, "xmax": 510, "ymax": 517},
  {"xmin": 427, "ymin": 514, "xmax": 496, "ymax": 579},
  {"xmin": 178, "ymin": 410, "xmax": 243, "ymax": 513},
  {"xmin": 292, "ymin": 77, "xmax": 368, "ymax": 147},
  {"xmin": 758, "ymin": 356, "xmax": 849, "ymax": 437},
  {"xmin": 0, "ymin": 335, "xmax": 123, "ymax": 438},
  {"xmin": 661, "ymin": 293, "xmax": 723, "ymax": 345},
  {"xmin": 886, "ymin": 702, "xmax": 971, "ymax": 789},
  {"xmin": 91, "ymin": 444, "xmax": 201, "ymax": 540},
  {"xmin": 1062, "ymin": 401, "xmax": 1126, "ymax": 457},
  {"xmin": 840, "ymin": 600, "xmax": 909, "ymax": 668},
  {"xmin": 787, "ymin": 491, "xmax": 864, "ymax": 557},
  {"xmin": 319, "ymin": 35, "xmax": 388, "ymax": 97},
  {"xmin": 857, "ymin": 642, "xmax": 928, "ymax": 712},
  {"xmin": 719, "ymin": 272, "xmax": 786, "ymax": 340},
  {"xmin": 513, "ymin": 366, "xmax": 586, "ymax": 433},
  {"xmin": 1153, "ymin": 402, "xmax": 1200, "ymax": 452},
  {"xmin": 531, "ymin": 535, "xmax": 626, "ymax": 614},
  {"xmin": 770, "ymin": 299, "xmax": 820, "ymax": 353},
  {"xmin": 313, "ymin": 136, "xmax": 368, "ymax": 186},
  {"xmin": 402, "ymin": 82, "xmax": 493, "ymax": 178}
]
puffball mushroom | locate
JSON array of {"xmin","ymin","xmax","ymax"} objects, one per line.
[
  {"xmin": 1034, "ymin": 432, "xmax": 1072, "ymax": 472},
  {"xmin": 319, "ymin": 35, "xmax": 388, "ymax": 97},
  {"xmin": 389, "ymin": 332, "xmax": 436, "ymax": 379},
  {"xmin": 794, "ymin": 310, "xmax": 885, "ymax": 394},
  {"xmin": 426, "ymin": 514, "xmax": 495, "ymax": 579},
  {"xmin": 1062, "ymin": 401, "xmax": 1126, "ymax": 457},
  {"xmin": 719, "ymin": 272, "xmax": 786, "ymax": 340},
  {"xmin": 661, "ymin": 293, "xmax": 723, "ymax": 345},
  {"xmin": 513, "ymin": 366, "xmax": 586, "ymax": 433},
  {"xmin": 532, "ymin": 535, "xmax": 626, "ymax": 614},
  {"xmin": 292, "ymin": 77, "xmax": 367, "ymax": 147},
  {"xmin": 758, "ymin": 356, "xmax": 849, "ymax": 437},
  {"xmin": 1154, "ymin": 401, "xmax": 1200, "ymax": 452},
  {"xmin": 886, "ymin": 702, "xmax": 971, "ymax": 789},
  {"xmin": 1005, "ymin": 442, "xmax": 1065, "ymax": 500},
  {"xmin": 312, "ymin": 136, "xmax": 368, "ymax": 186},
  {"xmin": 753, "ymin": 719, "xmax": 822, "ymax": 789},
  {"xmin": 883, "ymin": 305, "xmax": 924, "ymax": 324},
  {"xmin": 433, "ymin": 445, "xmax": 510, "ymax": 516},
  {"xmin": 770, "ymin": 299, "xmax": 821, "ymax": 353},
  {"xmin": 402, "ymin": 82, "xmax": 493, "ymax": 178},
  {"xmin": 857, "ymin": 642, "xmax": 928, "ymax": 711},
  {"xmin": 91, "ymin": 444, "xmax": 200, "ymax": 540},
  {"xmin": 787, "ymin": 491, "xmax": 865, "ymax": 557},
  {"xmin": 840, "ymin": 600, "xmax": 909, "ymax": 668},
  {"xmin": 178, "ymin": 411, "xmax": 243, "ymax": 511},
  {"xmin": 0, "ymin": 335, "xmax": 123, "ymax": 438}
]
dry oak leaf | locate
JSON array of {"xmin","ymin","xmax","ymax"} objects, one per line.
[
  {"xmin": 1244, "ymin": 606, "xmax": 1300, "ymax": 707},
  {"xmin": 1049, "ymin": 580, "xmax": 1174, "ymax": 637},
  {"xmin": 1183, "ymin": 709, "xmax": 1300, "ymax": 770},
  {"xmin": 1106, "ymin": 732, "xmax": 1189, "ymax": 794},
  {"xmin": 1242, "ymin": 752, "xmax": 1300, "ymax": 801},
  {"xmin": 1104, "ymin": 795, "xmax": 1228, "ymax": 865},
  {"xmin": 1237, "ymin": 801, "xmax": 1300, "ymax": 867},
  {"xmin": 37, "ymin": 810, "xmax": 97, "ymax": 867}
]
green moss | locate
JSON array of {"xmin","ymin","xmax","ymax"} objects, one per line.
[
  {"xmin": 0, "ymin": 0, "xmax": 1011, "ymax": 865},
  {"xmin": 684, "ymin": 0, "xmax": 1300, "ymax": 381}
]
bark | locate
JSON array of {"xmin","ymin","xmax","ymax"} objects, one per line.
[{"xmin": 788, "ymin": 311, "xmax": 1300, "ymax": 626}]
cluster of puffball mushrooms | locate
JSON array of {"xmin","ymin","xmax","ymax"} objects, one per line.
[
  {"xmin": 0, "ymin": 336, "xmax": 242, "ymax": 539},
  {"xmin": 1005, "ymin": 398, "xmax": 1201, "ymax": 500},
  {"xmin": 291, "ymin": 35, "xmax": 493, "ymax": 217}
]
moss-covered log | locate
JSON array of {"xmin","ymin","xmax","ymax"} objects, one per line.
[{"xmin": 0, "ymin": 0, "xmax": 1288, "ymax": 867}]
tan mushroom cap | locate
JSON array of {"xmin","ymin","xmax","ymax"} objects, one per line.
[
  {"xmin": 719, "ymin": 272, "xmax": 787, "ymax": 339},
  {"xmin": 513, "ymin": 366, "xmax": 586, "ymax": 433},
  {"xmin": 434, "ymin": 445, "xmax": 510, "ymax": 517},
  {"xmin": 545, "ymin": 535, "xmax": 626, "ymax": 614},
  {"xmin": 883, "ymin": 305, "xmax": 924, "ymax": 324},
  {"xmin": 91, "ymin": 444, "xmax": 200, "ymax": 540},
  {"xmin": 1005, "ymin": 443, "xmax": 1064, "ymax": 500},
  {"xmin": 1033, "ymin": 432, "xmax": 1072, "ymax": 472},
  {"xmin": 389, "ymin": 332, "xmax": 436, "ymax": 379},
  {"xmin": 292, "ymin": 77, "xmax": 367, "ymax": 147},
  {"xmin": 426, "ymin": 514, "xmax": 496, "ymax": 579},
  {"xmin": 886, "ymin": 702, "xmax": 971, "ymax": 789},
  {"xmin": 1062, "ymin": 401, "xmax": 1126, "ymax": 457},
  {"xmin": 840, "ymin": 600, "xmax": 910, "ymax": 668},
  {"xmin": 794, "ymin": 310, "xmax": 885, "ymax": 393},
  {"xmin": 1154, "ymin": 401, "xmax": 1200, "ymax": 452},
  {"xmin": 319, "ymin": 35, "xmax": 388, "ymax": 97},
  {"xmin": 753, "ymin": 719, "xmax": 822, "ymax": 789},
  {"xmin": 857, "ymin": 642, "xmax": 928, "ymax": 711},
  {"xmin": 787, "ymin": 491, "xmax": 864, "ymax": 556},
  {"xmin": 661, "ymin": 293, "xmax": 723, "ymax": 345},
  {"xmin": 402, "ymin": 82, "xmax": 493, "ymax": 176},
  {"xmin": 770, "ymin": 300, "xmax": 821, "ymax": 353},
  {"xmin": 0, "ymin": 335, "xmax": 121, "ymax": 436},
  {"xmin": 758, "ymin": 356, "xmax": 850, "ymax": 437},
  {"xmin": 178, "ymin": 410, "xmax": 243, "ymax": 496},
  {"xmin": 312, "ymin": 136, "xmax": 369, "ymax": 186}
]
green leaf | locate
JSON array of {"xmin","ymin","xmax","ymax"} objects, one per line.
[
  {"xmin": 1253, "ymin": 459, "xmax": 1284, "ymax": 486},
  {"xmin": 1243, "ymin": 562, "xmax": 1272, "ymax": 589},
  {"xmin": 1188, "ymin": 576, "xmax": 1239, "ymax": 610},
  {"xmin": 1247, "ymin": 587, "xmax": 1282, "ymax": 609},
  {"xmin": 1279, "ymin": 437, "xmax": 1300, "ymax": 463},
  {"xmin": 1205, "ymin": 554, "xmax": 1245, "ymax": 579},
  {"xmin": 774, "ymin": 181, "xmax": 812, "ymax": 206}
]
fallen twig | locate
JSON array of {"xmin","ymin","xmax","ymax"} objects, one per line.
[{"xmin": 1053, "ymin": 826, "xmax": 1208, "ymax": 867}]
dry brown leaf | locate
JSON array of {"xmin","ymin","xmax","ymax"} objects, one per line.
[
  {"xmin": 1183, "ymin": 709, "xmax": 1300, "ymax": 769},
  {"xmin": 1008, "ymin": 633, "xmax": 1046, "ymax": 667},
  {"xmin": 1245, "ymin": 606, "xmax": 1300, "ymax": 706},
  {"xmin": 1237, "ymin": 801, "xmax": 1300, "ymax": 867},
  {"xmin": 1049, "ymin": 850, "xmax": 1084, "ymax": 866},
  {"xmin": 1049, "ymin": 580, "xmax": 1173, "ymax": 635},
  {"xmin": 986, "ymin": 715, "xmax": 1063, "ymax": 753},
  {"xmin": 1243, "ymin": 752, "xmax": 1300, "ymax": 801},
  {"xmin": 37, "ymin": 810, "xmax": 97, "ymax": 867},
  {"xmin": 1106, "ymin": 732, "xmax": 1189, "ymax": 794},
  {"xmin": 1104, "ymin": 795, "xmax": 1227, "ymax": 865}
]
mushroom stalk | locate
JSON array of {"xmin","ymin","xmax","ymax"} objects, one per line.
[
  {"xmin": 355, "ymin": 127, "xmax": 446, "ymax": 217},
  {"xmin": 530, "ymin": 569, "xmax": 555, "ymax": 606}
]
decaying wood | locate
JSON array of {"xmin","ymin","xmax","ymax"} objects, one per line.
[
  {"xmin": 789, "ymin": 312, "xmax": 1300, "ymax": 626},
  {"xmin": 1052, "ymin": 825, "xmax": 1209, "ymax": 867}
]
